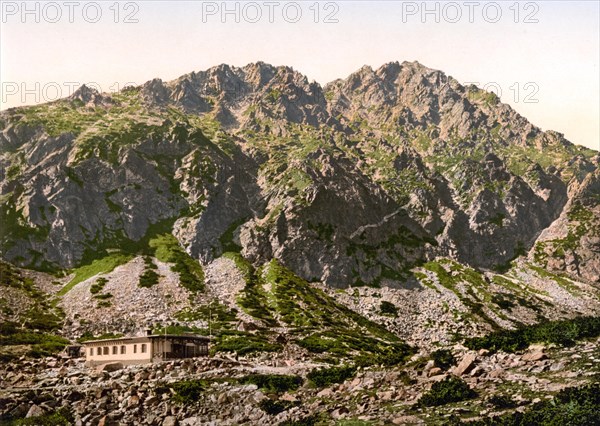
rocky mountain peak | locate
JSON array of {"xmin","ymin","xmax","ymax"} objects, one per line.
[
  {"xmin": 141, "ymin": 78, "xmax": 170, "ymax": 105},
  {"xmin": 242, "ymin": 61, "xmax": 277, "ymax": 89},
  {"xmin": 69, "ymin": 84, "xmax": 107, "ymax": 106}
]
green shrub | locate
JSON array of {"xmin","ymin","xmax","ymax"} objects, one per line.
[
  {"xmin": 212, "ymin": 333, "xmax": 282, "ymax": 355},
  {"xmin": 5, "ymin": 407, "xmax": 73, "ymax": 425},
  {"xmin": 27, "ymin": 340, "xmax": 69, "ymax": 358},
  {"xmin": 473, "ymin": 383, "xmax": 600, "ymax": 425},
  {"xmin": 219, "ymin": 221, "xmax": 245, "ymax": 253},
  {"xmin": 0, "ymin": 261, "xmax": 27, "ymax": 289},
  {"xmin": 0, "ymin": 329, "xmax": 68, "ymax": 358},
  {"xmin": 139, "ymin": 256, "xmax": 160, "ymax": 288},
  {"xmin": 258, "ymin": 399, "xmax": 293, "ymax": 415},
  {"xmin": 418, "ymin": 376, "xmax": 477, "ymax": 407},
  {"xmin": 0, "ymin": 321, "xmax": 18, "ymax": 335},
  {"xmin": 464, "ymin": 316, "xmax": 600, "ymax": 353},
  {"xmin": 93, "ymin": 293, "xmax": 113, "ymax": 300},
  {"xmin": 139, "ymin": 269, "xmax": 159, "ymax": 288},
  {"xmin": 491, "ymin": 293, "xmax": 516, "ymax": 310},
  {"xmin": 90, "ymin": 277, "xmax": 108, "ymax": 294},
  {"xmin": 240, "ymin": 374, "xmax": 303, "ymax": 393},
  {"xmin": 354, "ymin": 342, "xmax": 414, "ymax": 367},
  {"xmin": 143, "ymin": 255, "xmax": 157, "ymax": 269},
  {"xmin": 379, "ymin": 301, "xmax": 398, "ymax": 317},
  {"xmin": 0, "ymin": 331, "xmax": 68, "ymax": 347},
  {"xmin": 297, "ymin": 334, "xmax": 339, "ymax": 353},
  {"xmin": 22, "ymin": 310, "xmax": 61, "ymax": 332},
  {"xmin": 307, "ymin": 365, "xmax": 356, "ymax": 388},
  {"xmin": 487, "ymin": 394, "xmax": 518, "ymax": 409},
  {"xmin": 170, "ymin": 252, "xmax": 204, "ymax": 292},
  {"xmin": 152, "ymin": 324, "xmax": 203, "ymax": 336},
  {"xmin": 175, "ymin": 302, "xmax": 237, "ymax": 323},
  {"xmin": 171, "ymin": 380, "xmax": 204, "ymax": 404},
  {"xmin": 431, "ymin": 349, "xmax": 456, "ymax": 370}
]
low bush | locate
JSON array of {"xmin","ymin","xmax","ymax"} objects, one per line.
[
  {"xmin": 307, "ymin": 365, "xmax": 356, "ymax": 388},
  {"xmin": 0, "ymin": 321, "xmax": 18, "ymax": 335},
  {"xmin": 417, "ymin": 376, "xmax": 477, "ymax": 407},
  {"xmin": 258, "ymin": 399, "xmax": 293, "ymax": 415},
  {"xmin": 379, "ymin": 301, "xmax": 398, "ymax": 317},
  {"xmin": 3, "ymin": 407, "xmax": 73, "ymax": 425},
  {"xmin": 139, "ymin": 269, "xmax": 159, "ymax": 288},
  {"xmin": 297, "ymin": 334, "xmax": 339, "ymax": 353},
  {"xmin": 491, "ymin": 293, "xmax": 515, "ymax": 310},
  {"xmin": 175, "ymin": 302, "xmax": 238, "ymax": 323},
  {"xmin": 143, "ymin": 256, "xmax": 158, "ymax": 269},
  {"xmin": 27, "ymin": 340, "xmax": 69, "ymax": 358},
  {"xmin": 464, "ymin": 316, "xmax": 600, "ymax": 353},
  {"xmin": 171, "ymin": 380, "xmax": 204, "ymax": 404},
  {"xmin": 93, "ymin": 293, "xmax": 113, "ymax": 300},
  {"xmin": 152, "ymin": 324, "xmax": 201, "ymax": 335},
  {"xmin": 139, "ymin": 256, "xmax": 160, "ymax": 288},
  {"xmin": 240, "ymin": 374, "xmax": 303, "ymax": 394},
  {"xmin": 473, "ymin": 382, "xmax": 600, "ymax": 425},
  {"xmin": 212, "ymin": 333, "xmax": 282, "ymax": 356},
  {"xmin": 24, "ymin": 310, "xmax": 62, "ymax": 332},
  {"xmin": 431, "ymin": 349, "xmax": 456, "ymax": 370},
  {"xmin": 355, "ymin": 342, "xmax": 414, "ymax": 367},
  {"xmin": 487, "ymin": 394, "xmax": 518, "ymax": 409},
  {"xmin": 0, "ymin": 331, "xmax": 68, "ymax": 347},
  {"xmin": 90, "ymin": 277, "xmax": 108, "ymax": 295}
]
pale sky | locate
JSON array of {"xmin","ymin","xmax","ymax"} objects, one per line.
[{"xmin": 1, "ymin": 0, "xmax": 598, "ymax": 150}]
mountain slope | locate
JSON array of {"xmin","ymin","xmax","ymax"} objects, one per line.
[{"xmin": 0, "ymin": 61, "xmax": 598, "ymax": 290}]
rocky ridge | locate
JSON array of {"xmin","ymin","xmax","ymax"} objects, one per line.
[{"xmin": 1, "ymin": 61, "xmax": 598, "ymax": 287}]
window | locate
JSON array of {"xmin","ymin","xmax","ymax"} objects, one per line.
[
  {"xmin": 90, "ymin": 348, "xmax": 94, "ymax": 356},
  {"xmin": 112, "ymin": 346, "xmax": 117, "ymax": 355},
  {"xmin": 103, "ymin": 346, "xmax": 109, "ymax": 355},
  {"xmin": 141, "ymin": 344, "xmax": 147, "ymax": 353},
  {"xmin": 134, "ymin": 344, "xmax": 137, "ymax": 353},
  {"xmin": 120, "ymin": 345, "xmax": 126, "ymax": 354}
]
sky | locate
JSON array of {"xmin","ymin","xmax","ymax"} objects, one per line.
[{"xmin": 1, "ymin": 0, "xmax": 598, "ymax": 150}]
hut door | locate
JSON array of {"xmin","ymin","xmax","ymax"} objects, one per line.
[{"xmin": 172, "ymin": 343, "xmax": 185, "ymax": 358}]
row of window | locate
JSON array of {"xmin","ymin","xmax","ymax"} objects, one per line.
[{"xmin": 90, "ymin": 343, "xmax": 147, "ymax": 356}]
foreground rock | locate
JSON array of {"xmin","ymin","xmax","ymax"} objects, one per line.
[{"xmin": 1, "ymin": 338, "xmax": 598, "ymax": 425}]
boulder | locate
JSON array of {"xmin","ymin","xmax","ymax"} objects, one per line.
[
  {"xmin": 428, "ymin": 367, "xmax": 442, "ymax": 377},
  {"xmin": 522, "ymin": 351, "xmax": 546, "ymax": 362},
  {"xmin": 163, "ymin": 416, "xmax": 178, "ymax": 426},
  {"xmin": 25, "ymin": 405, "xmax": 45, "ymax": 418},
  {"xmin": 102, "ymin": 363, "xmax": 124, "ymax": 373},
  {"xmin": 453, "ymin": 353, "xmax": 477, "ymax": 376}
]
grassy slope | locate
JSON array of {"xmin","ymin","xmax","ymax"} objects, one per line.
[
  {"xmin": 57, "ymin": 253, "xmax": 133, "ymax": 296},
  {"xmin": 231, "ymin": 256, "xmax": 413, "ymax": 365},
  {"xmin": 0, "ymin": 261, "xmax": 69, "ymax": 359}
]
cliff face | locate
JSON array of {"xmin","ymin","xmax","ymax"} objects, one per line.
[{"xmin": 1, "ymin": 61, "xmax": 598, "ymax": 287}]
